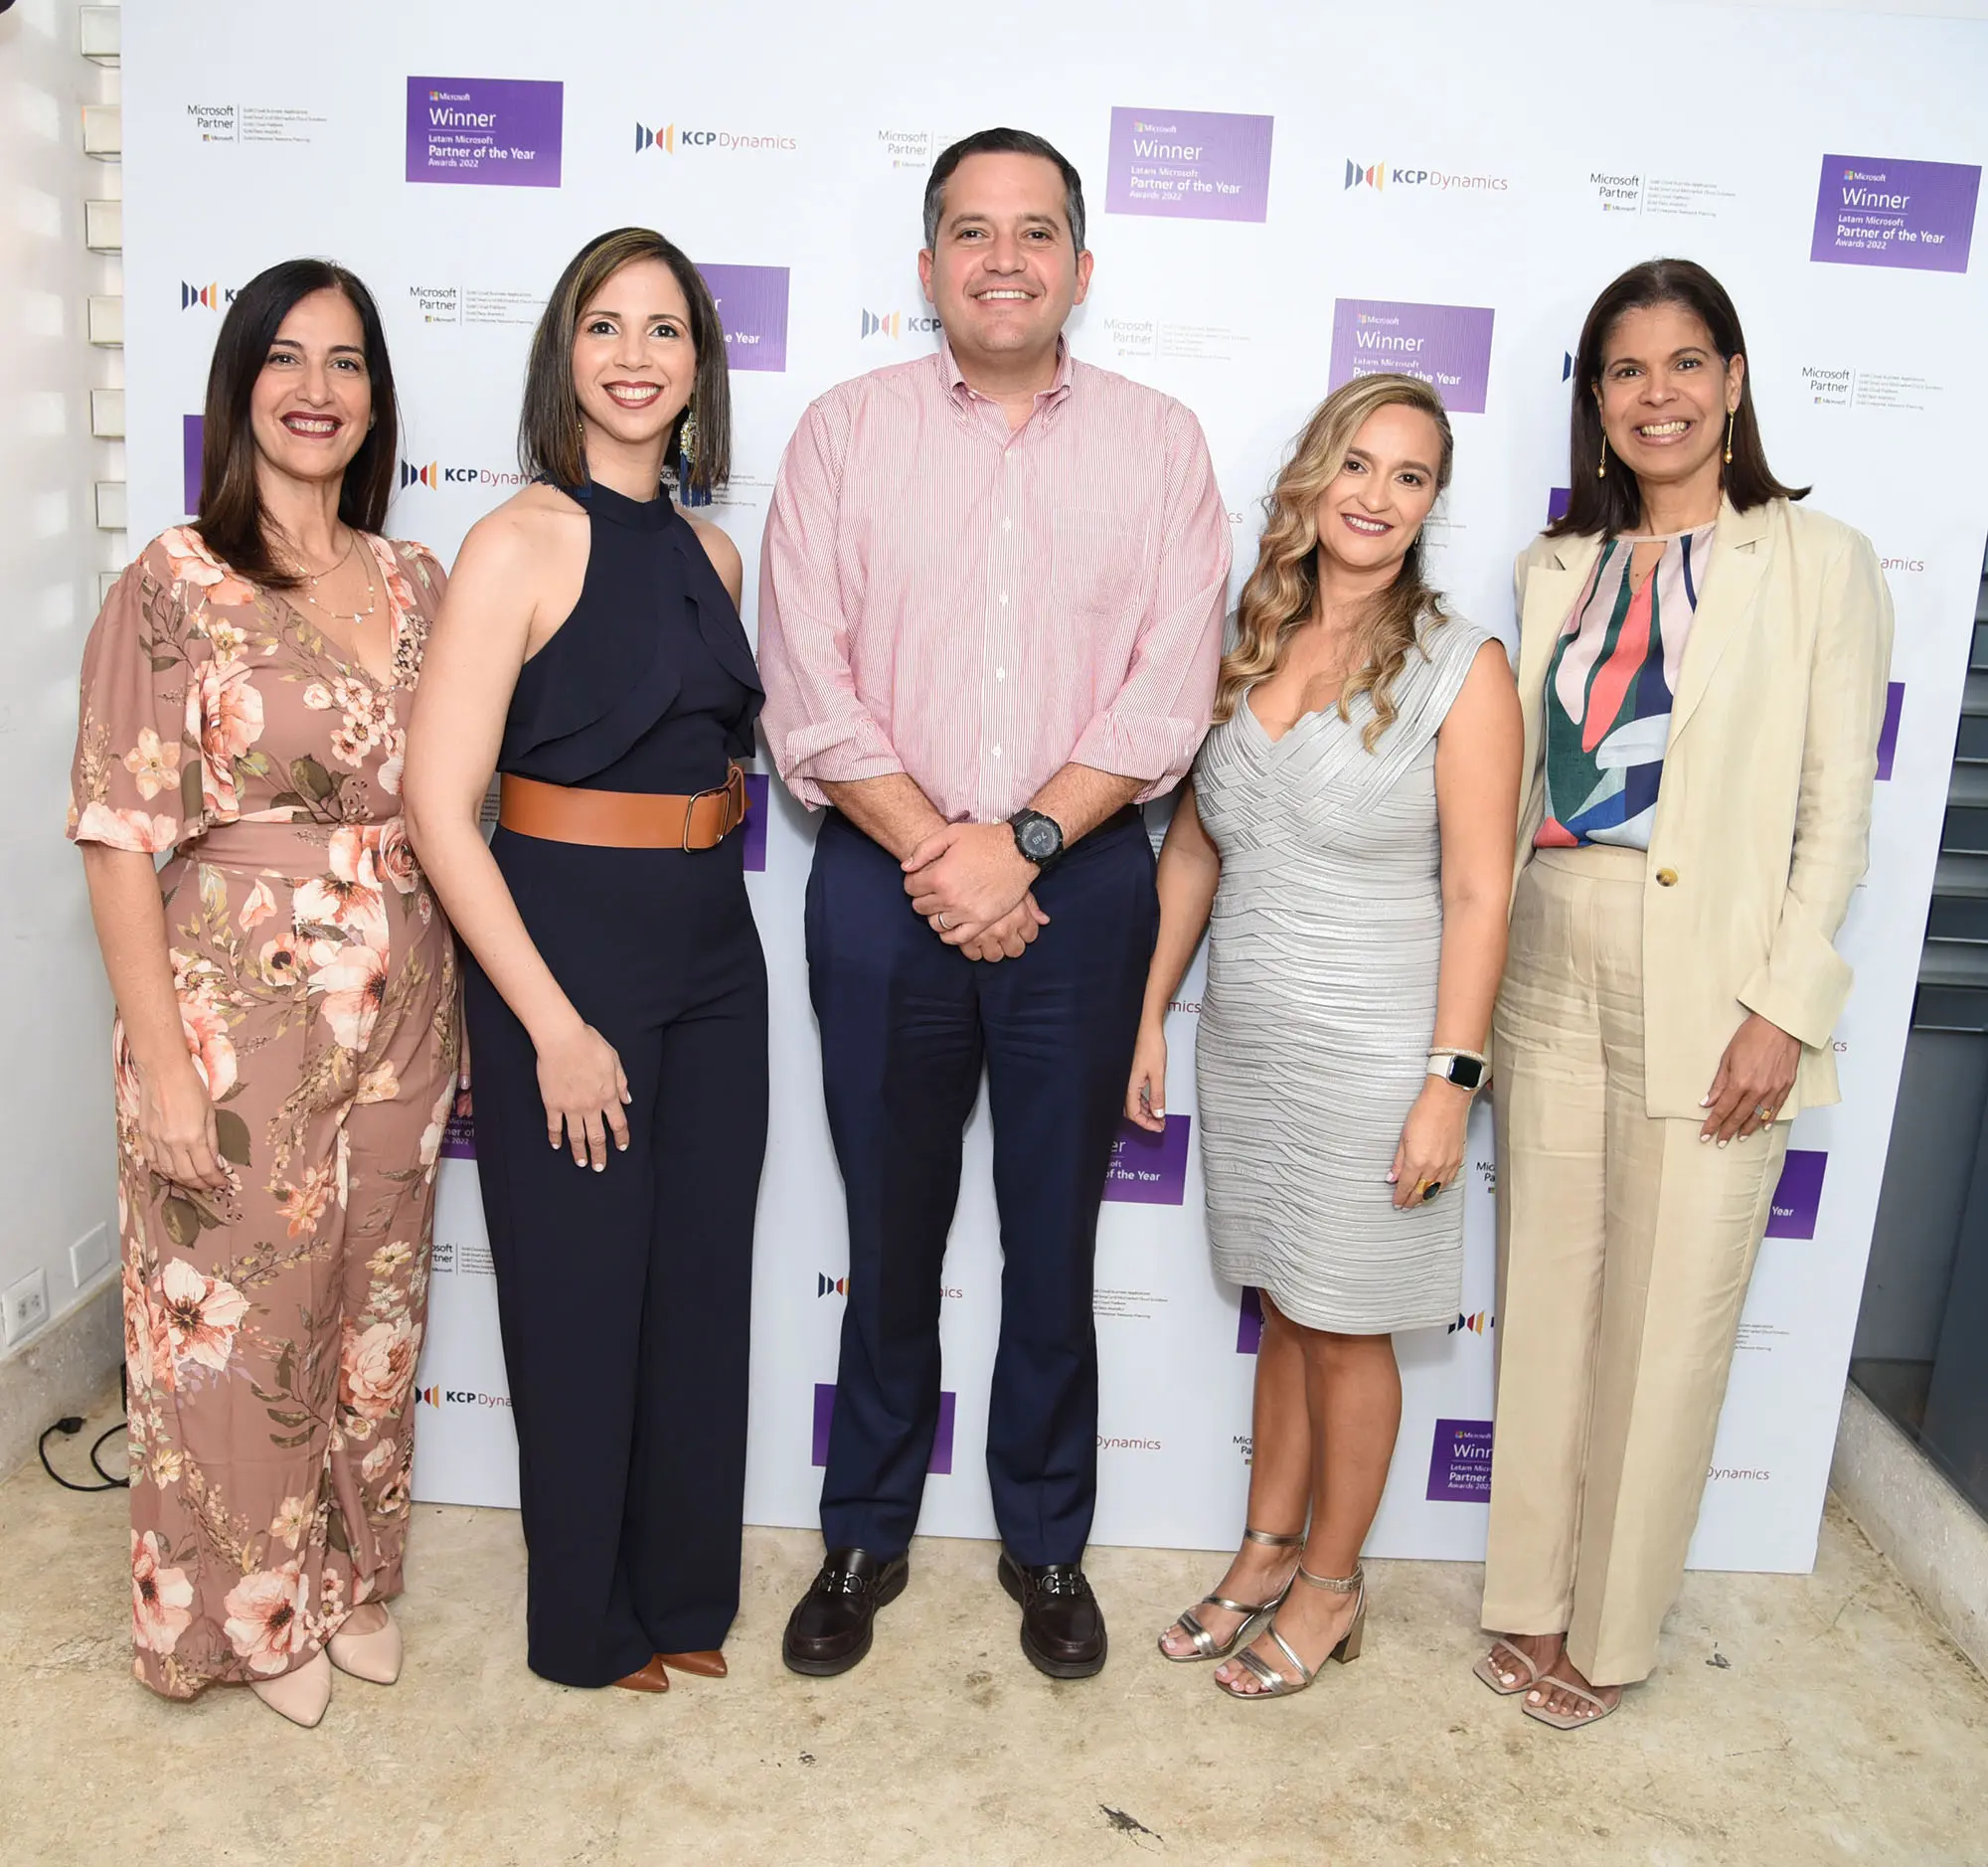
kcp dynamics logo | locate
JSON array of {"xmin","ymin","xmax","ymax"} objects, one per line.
[
  {"xmin": 417, "ymin": 1385, "xmax": 511, "ymax": 1409},
  {"xmin": 1344, "ymin": 158, "xmax": 1509, "ymax": 194},
  {"xmin": 635, "ymin": 121, "xmax": 797, "ymax": 154},
  {"xmin": 181, "ymin": 281, "xmax": 234, "ymax": 310},
  {"xmin": 1447, "ymin": 1310, "xmax": 1493, "ymax": 1336},
  {"xmin": 816, "ymin": 1273, "xmax": 848, "ymax": 1296},
  {"xmin": 861, "ymin": 309, "xmax": 942, "ymax": 339},
  {"xmin": 399, "ymin": 459, "xmax": 530, "ymax": 492}
]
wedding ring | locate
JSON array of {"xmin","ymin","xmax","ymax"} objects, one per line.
[
  {"xmin": 937, "ymin": 914, "xmax": 953, "ymax": 931},
  {"xmin": 1754, "ymin": 1103, "xmax": 1774, "ymax": 1121}
]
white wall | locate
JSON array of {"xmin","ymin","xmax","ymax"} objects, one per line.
[{"xmin": 0, "ymin": 0, "xmax": 122, "ymax": 1370}]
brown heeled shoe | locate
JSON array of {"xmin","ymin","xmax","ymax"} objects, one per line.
[
  {"xmin": 611, "ymin": 1655, "xmax": 670, "ymax": 1693},
  {"xmin": 655, "ymin": 1649, "xmax": 726, "ymax": 1678}
]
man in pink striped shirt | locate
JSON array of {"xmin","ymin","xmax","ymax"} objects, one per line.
[{"xmin": 760, "ymin": 127, "xmax": 1230, "ymax": 1682}]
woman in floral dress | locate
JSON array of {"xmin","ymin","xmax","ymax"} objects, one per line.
[{"xmin": 69, "ymin": 259, "xmax": 458, "ymax": 1727}]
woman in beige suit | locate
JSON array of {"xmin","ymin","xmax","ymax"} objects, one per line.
[{"xmin": 1476, "ymin": 258, "xmax": 1894, "ymax": 1729}]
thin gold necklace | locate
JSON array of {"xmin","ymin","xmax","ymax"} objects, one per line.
[
  {"xmin": 288, "ymin": 528, "xmax": 357, "ymax": 583},
  {"xmin": 291, "ymin": 536, "xmax": 381, "ymax": 625}
]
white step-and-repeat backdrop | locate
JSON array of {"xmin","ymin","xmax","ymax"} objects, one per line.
[{"xmin": 121, "ymin": 2, "xmax": 1986, "ymax": 1569}]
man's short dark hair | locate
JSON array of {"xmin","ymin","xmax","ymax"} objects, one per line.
[{"xmin": 922, "ymin": 128, "xmax": 1086, "ymax": 253}]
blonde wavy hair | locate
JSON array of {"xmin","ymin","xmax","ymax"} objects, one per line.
[{"xmin": 1217, "ymin": 373, "xmax": 1455, "ymax": 751}]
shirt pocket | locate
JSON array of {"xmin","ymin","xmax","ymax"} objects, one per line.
[{"xmin": 1051, "ymin": 508, "xmax": 1148, "ymax": 621}]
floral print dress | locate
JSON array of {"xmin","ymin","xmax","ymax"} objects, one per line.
[{"xmin": 68, "ymin": 527, "xmax": 459, "ymax": 1698}]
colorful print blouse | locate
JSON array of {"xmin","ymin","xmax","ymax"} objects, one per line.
[{"xmin": 1537, "ymin": 524, "xmax": 1715, "ymax": 850}]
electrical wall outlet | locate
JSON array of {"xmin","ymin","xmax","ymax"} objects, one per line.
[
  {"xmin": 2, "ymin": 1269, "xmax": 51, "ymax": 1348},
  {"xmin": 71, "ymin": 1225, "xmax": 112, "ymax": 1291}
]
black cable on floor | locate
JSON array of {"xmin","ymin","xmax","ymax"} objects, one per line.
[
  {"xmin": 40, "ymin": 1366, "xmax": 130, "ymax": 1492},
  {"xmin": 38, "ymin": 1416, "xmax": 127, "ymax": 1492}
]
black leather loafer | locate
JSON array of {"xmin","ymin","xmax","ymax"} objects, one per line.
[
  {"xmin": 998, "ymin": 1550, "xmax": 1107, "ymax": 1679},
  {"xmin": 782, "ymin": 1547, "xmax": 910, "ymax": 1677}
]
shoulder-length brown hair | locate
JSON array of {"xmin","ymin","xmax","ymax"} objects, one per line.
[
  {"xmin": 518, "ymin": 228, "xmax": 732, "ymax": 501},
  {"xmin": 1552, "ymin": 257, "xmax": 1807, "ymax": 539},
  {"xmin": 195, "ymin": 258, "xmax": 399, "ymax": 588},
  {"xmin": 1218, "ymin": 373, "xmax": 1455, "ymax": 752}
]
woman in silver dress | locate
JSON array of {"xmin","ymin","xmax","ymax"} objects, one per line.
[{"xmin": 1128, "ymin": 374, "xmax": 1520, "ymax": 1698}]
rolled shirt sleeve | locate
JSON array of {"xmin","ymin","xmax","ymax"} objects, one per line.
[
  {"xmin": 756, "ymin": 397, "xmax": 907, "ymax": 810},
  {"xmin": 1068, "ymin": 402, "xmax": 1231, "ymax": 799}
]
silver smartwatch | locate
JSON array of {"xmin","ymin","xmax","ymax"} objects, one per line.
[{"xmin": 1426, "ymin": 1049, "xmax": 1486, "ymax": 1092}]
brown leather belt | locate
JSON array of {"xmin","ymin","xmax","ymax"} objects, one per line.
[{"xmin": 498, "ymin": 765, "xmax": 749, "ymax": 851}]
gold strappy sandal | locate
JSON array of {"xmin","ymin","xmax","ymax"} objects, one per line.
[
  {"xmin": 1157, "ymin": 1527, "xmax": 1305, "ymax": 1663},
  {"xmin": 1215, "ymin": 1562, "xmax": 1365, "ymax": 1699}
]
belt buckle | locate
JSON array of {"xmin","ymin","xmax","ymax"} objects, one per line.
[{"xmin": 684, "ymin": 764, "xmax": 746, "ymax": 850}]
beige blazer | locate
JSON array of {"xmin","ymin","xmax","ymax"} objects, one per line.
[{"xmin": 1512, "ymin": 496, "xmax": 1895, "ymax": 1117}]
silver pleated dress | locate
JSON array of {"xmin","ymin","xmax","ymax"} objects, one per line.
[{"xmin": 1193, "ymin": 616, "xmax": 1490, "ymax": 1334}]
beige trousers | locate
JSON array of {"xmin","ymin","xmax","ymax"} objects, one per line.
[{"xmin": 1480, "ymin": 845, "xmax": 1789, "ymax": 1686}]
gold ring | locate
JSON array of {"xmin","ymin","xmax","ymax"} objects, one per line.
[{"xmin": 1754, "ymin": 1103, "xmax": 1774, "ymax": 1121}]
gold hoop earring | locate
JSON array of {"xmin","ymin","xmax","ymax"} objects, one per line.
[
  {"xmin": 1596, "ymin": 432, "xmax": 1608, "ymax": 480},
  {"xmin": 1724, "ymin": 410, "xmax": 1736, "ymax": 466}
]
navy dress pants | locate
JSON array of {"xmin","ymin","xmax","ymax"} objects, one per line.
[{"xmin": 805, "ymin": 808, "xmax": 1158, "ymax": 1566}]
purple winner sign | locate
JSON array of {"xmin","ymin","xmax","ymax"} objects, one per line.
[
  {"xmin": 407, "ymin": 77, "xmax": 563, "ymax": 189},
  {"xmin": 182, "ymin": 414, "xmax": 204, "ymax": 516},
  {"xmin": 814, "ymin": 1383, "xmax": 955, "ymax": 1474},
  {"xmin": 439, "ymin": 1085, "xmax": 475, "ymax": 1161},
  {"xmin": 1329, "ymin": 299, "xmax": 1496, "ymax": 415},
  {"xmin": 1766, "ymin": 1149, "xmax": 1828, "ymax": 1241},
  {"xmin": 741, "ymin": 772, "xmax": 769, "ymax": 873},
  {"xmin": 1876, "ymin": 683, "xmax": 1905, "ymax": 781},
  {"xmin": 1811, "ymin": 155, "xmax": 1979, "ymax": 274},
  {"xmin": 1103, "ymin": 1113, "xmax": 1191, "ymax": 1206},
  {"xmin": 1236, "ymin": 1286, "xmax": 1264, "ymax": 1355},
  {"xmin": 1105, "ymin": 107, "xmax": 1273, "ymax": 224},
  {"xmin": 1426, "ymin": 1418, "xmax": 1494, "ymax": 1502},
  {"xmin": 696, "ymin": 263, "xmax": 789, "ymax": 374}
]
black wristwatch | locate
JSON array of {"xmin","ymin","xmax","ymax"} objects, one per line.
[{"xmin": 1010, "ymin": 808, "xmax": 1066, "ymax": 872}]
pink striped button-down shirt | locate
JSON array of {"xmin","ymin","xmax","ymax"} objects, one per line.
[{"xmin": 757, "ymin": 340, "xmax": 1230, "ymax": 823}]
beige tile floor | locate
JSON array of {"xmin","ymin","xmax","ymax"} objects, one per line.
[{"xmin": 5, "ymin": 1394, "xmax": 1985, "ymax": 1867}]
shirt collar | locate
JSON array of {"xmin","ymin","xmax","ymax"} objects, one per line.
[{"xmin": 939, "ymin": 335, "xmax": 1076, "ymax": 419}]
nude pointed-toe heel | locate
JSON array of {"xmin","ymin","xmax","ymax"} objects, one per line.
[
  {"xmin": 251, "ymin": 1649, "xmax": 333, "ymax": 1727},
  {"xmin": 328, "ymin": 1605, "xmax": 404, "ymax": 1685}
]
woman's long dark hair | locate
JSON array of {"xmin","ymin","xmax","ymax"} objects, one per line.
[
  {"xmin": 1551, "ymin": 257, "xmax": 1807, "ymax": 538},
  {"xmin": 195, "ymin": 258, "xmax": 399, "ymax": 587},
  {"xmin": 518, "ymin": 227, "xmax": 732, "ymax": 501}
]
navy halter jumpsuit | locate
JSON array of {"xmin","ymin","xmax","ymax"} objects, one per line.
[{"xmin": 463, "ymin": 481, "xmax": 768, "ymax": 1687}]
